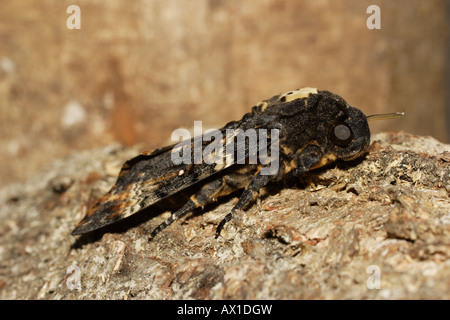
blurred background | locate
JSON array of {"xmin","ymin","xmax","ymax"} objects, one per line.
[{"xmin": 0, "ymin": 0, "xmax": 448, "ymax": 187}]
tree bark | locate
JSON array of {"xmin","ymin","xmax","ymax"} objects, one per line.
[{"xmin": 1, "ymin": 132, "xmax": 449, "ymax": 299}]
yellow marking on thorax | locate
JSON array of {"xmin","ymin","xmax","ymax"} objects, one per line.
[
  {"xmin": 310, "ymin": 153, "xmax": 337, "ymax": 170},
  {"xmin": 256, "ymin": 101, "xmax": 269, "ymax": 112},
  {"xmin": 278, "ymin": 87, "xmax": 318, "ymax": 103},
  {"xmin": 281, "ymin": 145, "xmax": 295, "ymax": 155},
  {"xmin": 190, "ymin": 195, "xmax": 202, "ymax": 207}
]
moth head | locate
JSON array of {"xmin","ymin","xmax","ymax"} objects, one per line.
[
  {"xmin": 327, "ymin": 99, "xmax": 404, "ymax": 161},
  {"xmin": 329, "ymin": 106, "xmax": 371, "ymax": 161}
]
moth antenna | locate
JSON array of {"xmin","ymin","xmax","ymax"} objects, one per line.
[{"xmin": 367, "ymin": 112, "xmax": 405, "ymax": 122}]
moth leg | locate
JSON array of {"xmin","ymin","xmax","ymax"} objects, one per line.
[
  {"xmin": 292, "ymin": 144, "xmax": 323, "ymax": 176},
  {"xmin": 215, "ymin": 145, "xmax": 323, "ymax": 238},
  {"xmin": 215, "ymin": 171, "xmax": 271, "ymax": 238},
  {"xmin": 149, "ymin": 198, "xmax": 197, "ymax": 240},
  {"xmin": 149, "ymin": 170, "xmax": 254, "ymax": 240}
]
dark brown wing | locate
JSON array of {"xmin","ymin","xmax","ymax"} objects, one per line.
[{"xmin": 72, "ymin": 141, "xmax": 231, "ymax": 235}]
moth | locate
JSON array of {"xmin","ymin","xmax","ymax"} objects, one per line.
[{"xmin": 72, "ymin": 88, "xmax": 403, "ymax": 239}]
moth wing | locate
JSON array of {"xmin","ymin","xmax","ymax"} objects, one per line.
[
  {"xmin": 72, "ymin": 138, "xmax": 238, "ymax": 235},
  {"xmin": 73, "ymin": 110, "xmax": 286, "ymax": 235}
]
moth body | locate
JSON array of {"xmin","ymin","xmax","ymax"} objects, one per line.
[{"xmin": 72, "ymin": 88, "xmax": 371, "ymax": 238}]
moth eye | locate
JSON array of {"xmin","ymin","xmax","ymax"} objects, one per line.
[
  {"xmin": 334, "ymin": 124, "xmax": 351, "ymax": 140},
  {"xmin": 331, "ymin": 123, "xmax": 353, "ymax": 146}
]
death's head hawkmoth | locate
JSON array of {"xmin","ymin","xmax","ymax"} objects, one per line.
[{"xmin": 72, "ymin": 88, "xmax": 403, "ymax": 239}]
